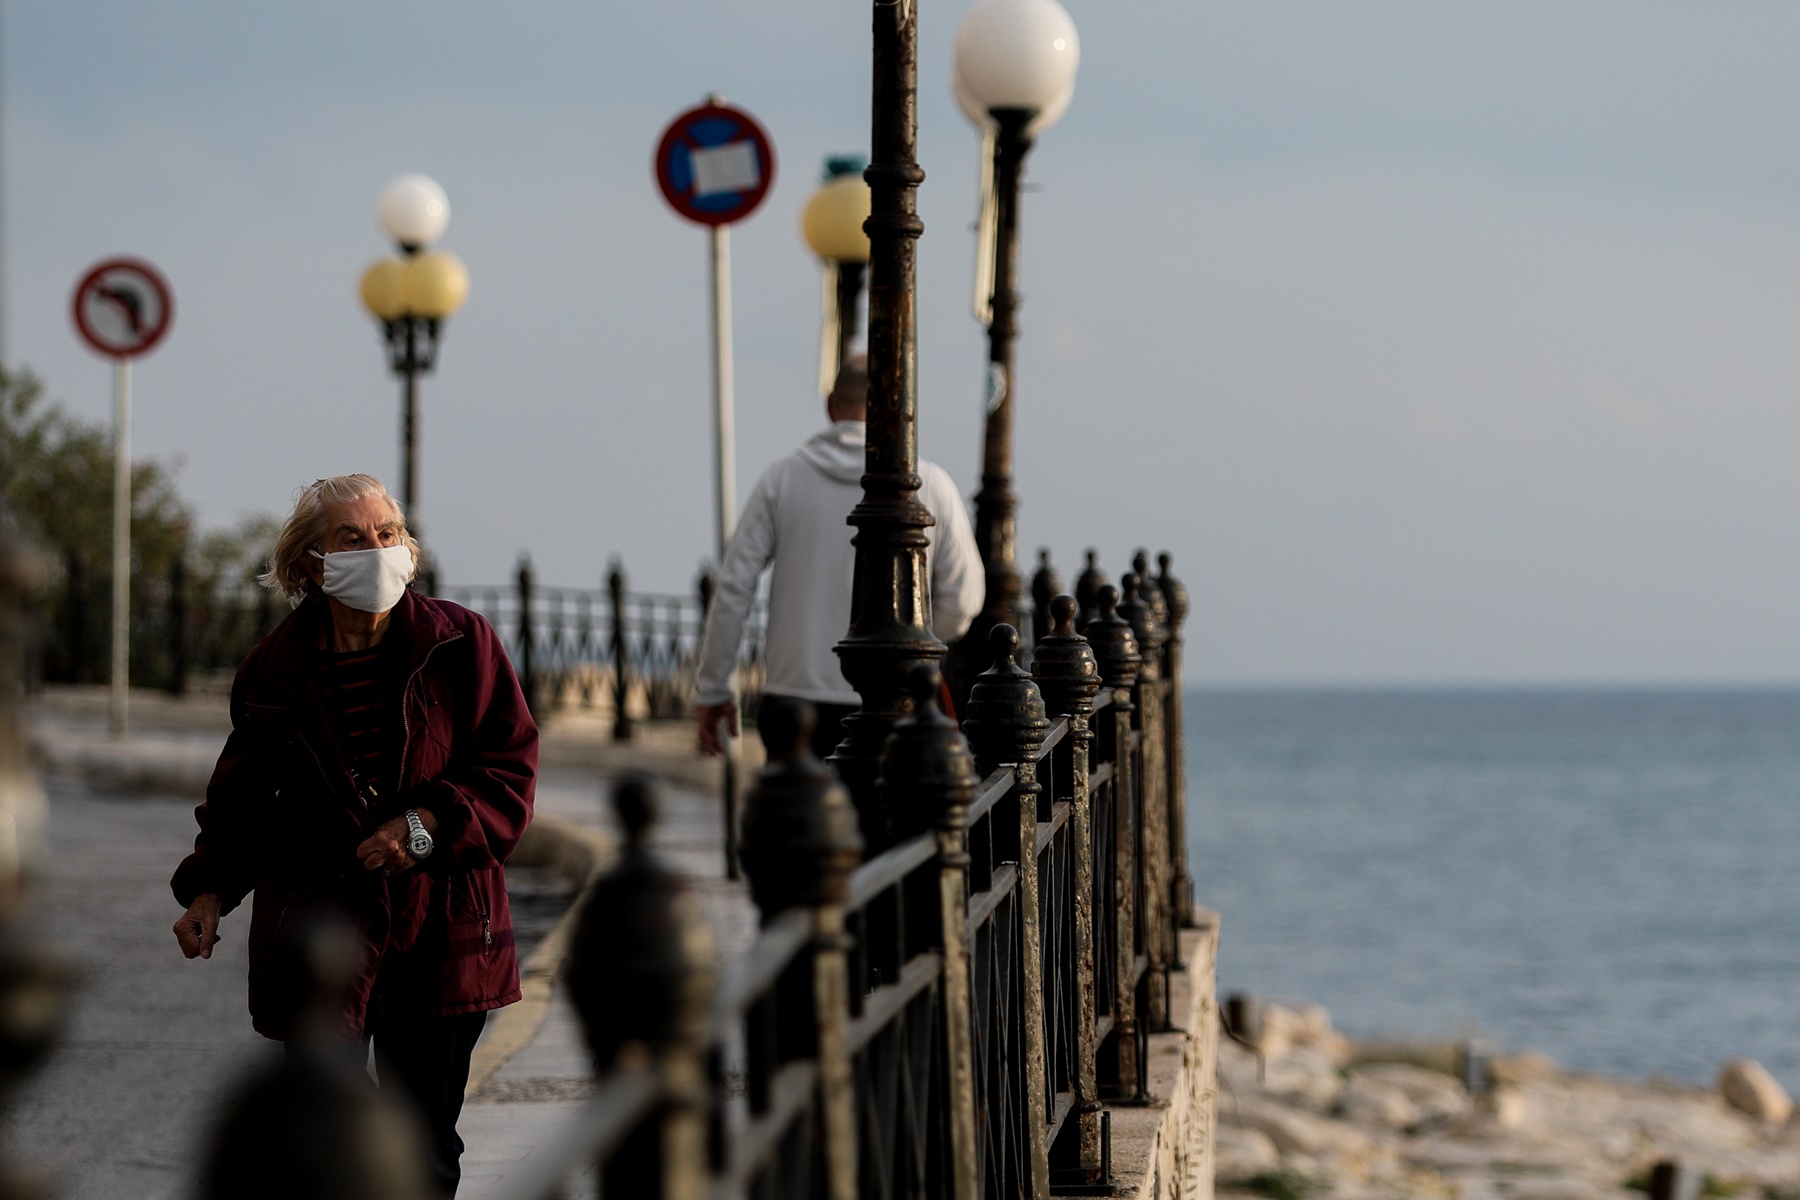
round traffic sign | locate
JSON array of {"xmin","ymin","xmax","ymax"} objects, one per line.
[
  {"xmin": 71, "ymin": 258, "xmax": 174, "ymax": 359},
  {"xmin": 655, "ymin": 102, "xmax": 776, "ymax": 227}
]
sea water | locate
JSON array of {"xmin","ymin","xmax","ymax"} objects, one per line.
[{"xmin": 1187, "ymin": 688, "xmax": 1800, "ymax": 1091}]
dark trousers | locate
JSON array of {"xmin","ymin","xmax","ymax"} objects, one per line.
[
  {"xmin": 370, "ymin": 1007, "xmax": 487, "ymax": 1197},
  {"xmin": 760, "ymin": 697, "xmax": 856, "ymax": 762},
  {"xmin": 291, "ymin": 1007, "xmax": 487, "ymax": 1197}
]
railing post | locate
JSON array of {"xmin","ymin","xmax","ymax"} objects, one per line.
[
  {"xmin": 566, "ymin": 775, "xmax": 715, "ymax": 1200},
  {"xmin": 515, "ymin": 557, "xmax": 537, "ymax": 716},
  {"xmin": 1028, "ymin": 548, "xmax": 1060, "ymax": 651},
  {"xmin": 166, "ymin": 550, "xmax": 188, "ymax": 697},
  {"xmin": 1084, "ymin": 586, "xmax": 1142, "ymax": 1096},
  {"xmin": 831, "ymin": 0, "xmax": 943, "ymax": 834},
  {"xmin": 1032, "ymin": 595, "xmax": 1103, "ymax": 1181},
  {"xmin": 878, "ymin": 665, "xmax": 980, "ymax": 1200},
  {"xmin": 608, "ymin": 559, "xmax": 633, "ymax": 742},
  {"xmin": 1155, "ymin": 552, "xmax": 1192, "ymax": 929},
  {"xmin": 0, "ymin": 512, "xmax": 67, "ymax": 1195},
  {"xmin": 738, "ymin": 699, "xmax": 864, "ymax": 1200},
  {"xmin": 963, "ymin": 625, "xmax": 1051, "ymax": 1197},
  {"xmin": 1073, "ymin": 548, "xmax": 1107, "ymax": 628},
  {"xmin": 1120, "ymin": 572, "xmax": 1171, "ymax": 1030}
]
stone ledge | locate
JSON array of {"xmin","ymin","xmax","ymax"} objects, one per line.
[{"xmin": 1110, "ymin": 912, "xmax": 1221, "ymax": 1200}]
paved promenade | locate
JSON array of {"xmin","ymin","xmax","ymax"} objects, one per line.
[{"xmin": 18, "ymin": 685, "xmax": 759, "ymax": 1200}]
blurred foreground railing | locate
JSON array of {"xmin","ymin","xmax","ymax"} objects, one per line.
[{"xmin": 507, "ymin": 549, "xmax": 1199, "ymax": 1200}]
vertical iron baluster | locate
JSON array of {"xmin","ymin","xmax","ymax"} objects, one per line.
[
  {"xmin": 738, "ymin": 699, "xmax": 863, "ymax": 1200},
  {"xmin": 1032, "ymin": 594, "xmax": 1104, "ymax": 1180},
  {"xmin": 1156, "ymin": 552, "xmax": 1192, "ymax": 932},
  {"xmin": 962, "ymin": 625, "xmax": 1051, "ymax": 1197},
  {"xmin": 1084, "ymin": 585, "xmax": 1140, "ymax": 1096},
  {"xmin": 1119, "ymin": 572, "xmax": 1169, "ymax": 1031},
  {"xmin": 566, "ymin": 775, "xmax": 715, "ymax": 1200},
  {"xmin": 878, "ymin": 665, "xmax": 980, "ymax": 1200},
  {"xmin": 608, "ymin": 561, "xmax": 631, "ymax": 742},
  {"xmin": 515, "ymin": 558, "xmax": 537, "ymax": 716}
]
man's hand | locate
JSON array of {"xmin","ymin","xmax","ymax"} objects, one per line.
[
  {"xmin": 356, "ymin": 808, "xmax": 439, "ymax": 876},
  {"xmin": 697, "ymin": 701, "xmax": 739, "ymax": 756},
  {"xmin": 174, "ymin": 893, "xmax": 223, "ymax": 960}
]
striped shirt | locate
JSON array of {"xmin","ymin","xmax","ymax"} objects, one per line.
[{"xmin": 318, "ymin": 643, "xmax": 402, "ymax": 804}]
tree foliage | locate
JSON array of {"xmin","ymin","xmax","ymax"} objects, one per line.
[{"xmin": 0, "ymin": 364, "xmax": 276, "ymax": 684}]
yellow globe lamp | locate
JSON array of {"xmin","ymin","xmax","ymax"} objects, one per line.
[
  {"xmin": 403, "ymin": 251, "xmax": 469, "ymax": 320},
  {"xmin": 801, "ymin": 173, "xmax": 872, "ymax": 264},
  {"xmin": 359, "ymin": 257, "xmax": 410, "ymax": 322}
]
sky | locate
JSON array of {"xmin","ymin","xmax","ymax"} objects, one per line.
[{"xmin": 7, "ymin": 2, "xmax": 1800, "ymax": 684}]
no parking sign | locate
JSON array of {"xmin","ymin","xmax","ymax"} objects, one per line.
[{"xmin": 655, "ymin": 101, "xmax": 776, "ymax": 227}]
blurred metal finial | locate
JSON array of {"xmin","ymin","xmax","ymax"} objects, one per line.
[
  {"xmin": 739, "ymin": 698, "xmax": 863, "ymax": 919},
  {"xmin": 200, "ymin": 916, "xmax": 433, "ymax": 1200},
  {"xmin": 566, "ymin": 773, "xmax": 714, "ymax": 1071}
]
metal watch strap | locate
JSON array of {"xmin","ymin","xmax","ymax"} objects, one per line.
[{"xmin": 404, "ymin": 808, "xmax": 434, "ymax": 859}]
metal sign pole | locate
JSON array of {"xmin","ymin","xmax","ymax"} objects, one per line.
[
  {"xmin": 710, "ymin": 222, "xmax": 736, "ymax": 556},
  {"xmin": 709, "ymin": 220, "xmax": 742, "ymax": 879},
  {"xmin": 110, "ymin": 357, "xmax": 130, "ymax": 736}
]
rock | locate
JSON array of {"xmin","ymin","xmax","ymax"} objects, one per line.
[
  {"xmin": 1719, "ymin": 1058, "xmax": 1792, "ymax": 1125},
  {"xmin": 1214, "ymin": 1124, "xmax": 1281, "ymax": 1183},
  {"xmin": 1295, "ymin": 1003, "xmax": 1334, "ymax": 1043},
  {"xmin": 1352, "ymin": 1063, "xmax": 1469, "ymax": 1125},
  {"xmin": 1236, "ymin": 1099, "xmax": 1379, "ymax": 1165},
  {"xmin": 1338, "ymin": 1073, "xmax": 1421, "ymax": 1129},
  {"xmin": 1494, "ymin": 1050, "xmax": 1559, "ymax": 1086},
  {"xmin": 1264, "ymin": 1047, "xmax": 1347, "ymax": 1112},
  {"xmin": 1475, "ymin": 1084, "xmax": 1528, "ymax": 1129},
  {"xmin": 1505, "ymin": 1179, "xmax": 1609, "ymax": 1200},
  {"xmin": 1259, "ymin": 1004, "xmax": 1300, "ymax": 1060}
]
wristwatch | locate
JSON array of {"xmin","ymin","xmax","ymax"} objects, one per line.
[{"xmin": 404, "ymin": 809, "xmax": 434, "ymax": 860}]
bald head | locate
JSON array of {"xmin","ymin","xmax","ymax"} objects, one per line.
[{"xmin": 826, "ymin": 353, "xmax": 868, "ymax": 422}]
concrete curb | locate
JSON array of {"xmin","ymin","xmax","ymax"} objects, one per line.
[{"xmin": 466, "ymin": 813, "xmax": 612, "ymax": 1096}]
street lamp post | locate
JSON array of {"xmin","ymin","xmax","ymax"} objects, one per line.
[
  {"xmin": 952, "ymin": 0, "xmax": 1079, "ymax": 680},
  {"xmin": 359, "ymin": 174, "xmax": 469, "ymax": 575},
  {"xmin": 801, "ymin": 155, "xmax": 873, "ymax": 392},
  {"xmin": 830, "ymin": 0, "xmax": 941, "ymax": 845}
]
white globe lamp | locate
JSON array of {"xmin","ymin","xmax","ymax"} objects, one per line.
[
  {"xmin": 953, "ymin": 0, "xmax": 1080, "ymax": 130},
  {"xmin": 377, "ymin": 173, "xmax": 451, "ymax": 250}
]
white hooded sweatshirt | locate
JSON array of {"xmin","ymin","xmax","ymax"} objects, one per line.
[{"xmin": 696, "ymin": 420, "xmax": 984, "ymax": 707}]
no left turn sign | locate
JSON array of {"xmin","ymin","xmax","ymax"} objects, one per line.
[{"xmin": 71, "ymin": 258, "xmax": 174, "ymax": 359}]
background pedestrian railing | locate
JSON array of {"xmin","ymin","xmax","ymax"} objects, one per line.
[
  {"xmin": 506, "ymin": 551, "xmax": 1195, "ymax": 1200},
  {"xmin": 442, "ymin": 559, "xmax": 768, "ymax": 734},
  {"xmin": 32, "ymin": 549, "xmax": 772, "ymax": 731}
]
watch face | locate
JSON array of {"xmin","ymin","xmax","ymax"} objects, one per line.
[{"xmin": 409, "ymin": 832, "xmax": 433, "ymax": 857}]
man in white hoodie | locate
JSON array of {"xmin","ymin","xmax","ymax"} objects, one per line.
[{"xmin": 696, "ymin": 354, "xmax": 983, "ymax": 761}]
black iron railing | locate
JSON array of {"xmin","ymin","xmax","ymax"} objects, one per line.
[{"xmin": 502, "ymin": 554, "xmax": 1195, "ymax": 1200}]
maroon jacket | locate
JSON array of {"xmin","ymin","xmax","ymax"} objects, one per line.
[{"xmin": 172, "ymin": 590, "xmax": 538, "ymax": 1039}]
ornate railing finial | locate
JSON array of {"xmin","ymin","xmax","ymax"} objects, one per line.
[
  {"xmin": 566, "ymin": 773, "xmax": 715, "ymax": 1071},
  {"xmin": 1132, "ymin": 550, "xmax": 1170, "ymax": 636},
  {"xmin": 1156, "ymin": 552, "xmax": 1188, "ymax": 629},
  {"xmin": 1074, "ymin": 548, "xmax": 1107, "ymax": 626},
  {"xmin": 739, "ymin": 698, "xmax": 864, "ymax": 921},
  {"xmin": 962, "ymin": 624, "xmax": 1049, "ymax": 777},
  {"xmin": 1083, "ymin": 584, "xmax": 1140, "ymax": 693},
  {"xmin": 879, "ymin": 664, "xmax": 979, "ymax": 839},
  {"xmin": 1118, "ymin": 572, "xmax": 1166, "ymax": 676},
  {"xmin": 1029, "ymin": 548, "xmax": 1062, "ymax": 646},
  {"xmin": 1031, "ymin": 595, "xmax": 1100, "ymax": 720}
]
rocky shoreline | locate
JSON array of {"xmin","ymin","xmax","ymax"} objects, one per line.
[{"xmin": 1216, "ymin": 1002, "xmax": 1800, "ymax": 1200}]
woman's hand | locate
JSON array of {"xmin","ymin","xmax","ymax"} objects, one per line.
[
  {"xmin": 355, "ymin": 808, "xmax": 439, "ymax": 875},
  {"xmin": 174, "ymin": 894, "xmax": 223, "ymax": 959}
]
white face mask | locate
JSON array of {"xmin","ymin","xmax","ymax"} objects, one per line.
[{"xmin": 311, "ymin": 545, "xmax": 415, "ymax": 613}]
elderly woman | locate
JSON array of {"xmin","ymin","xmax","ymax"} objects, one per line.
[{"xmin": 170, "ymin": 474, "xmax": 537, "ymax": 1197}]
